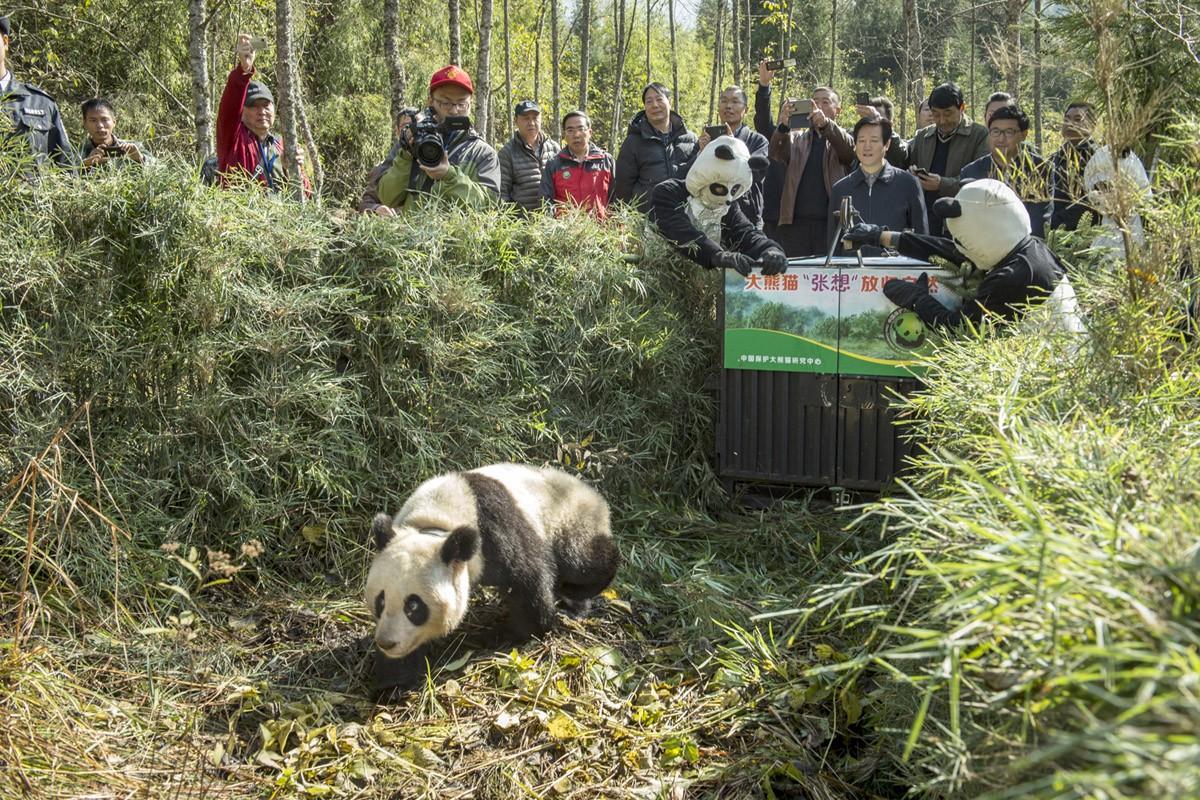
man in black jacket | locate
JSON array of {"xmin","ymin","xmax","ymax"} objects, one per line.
[
  {"xmin": 1050, "ymin": 102, "xmax": 1099, "ymax": 231},
  {"xmin": 610, "ymin": 83, "xmax": 698, "ymax": 213},
  {"xmin": 755, "ymin": 60, "xmax": 790, "ymax": 244},
  {"xmin": 0, "ymin": 15, "xmax": 74, "ymax": 168}
]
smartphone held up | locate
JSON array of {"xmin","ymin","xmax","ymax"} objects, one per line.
[{"xmin": 787, "ymin": 98, "xmax": 813, "ymax": 131}]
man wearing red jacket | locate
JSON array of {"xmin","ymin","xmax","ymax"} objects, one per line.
[
  {"xmin": 216, "ymin": 33, "xmax": 309, "ymax": 195},
  {"xmin": 539, "ymin": 110, "xmax": 614, "ymax": 218}
]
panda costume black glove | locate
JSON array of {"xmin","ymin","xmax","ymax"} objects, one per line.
[
  {"xmin": 883, "ymin": 272, "xmax": 931, "ymax": 309},
  {"xmin": 760, "ymin": 248, "xmax": 789, "ymax": 276},
  {"xmin": 843, "ymin": 223, "xmax": 884, "ymax": 249},
  {"xmin": 712, "ymin": 250, "xmax": 756, "ymax": 277}
]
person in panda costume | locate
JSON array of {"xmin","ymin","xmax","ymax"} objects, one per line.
[
  {"xmin": 649, "ymin": 136, "xmax": 789, "ymax": 276},
  {"xmin": 844, "ymin": 178, "xmax": 1081, "ymax": 330},
  {"xmin": 365, "ymin": 463, "xmax": 620, "ymax": 691}
]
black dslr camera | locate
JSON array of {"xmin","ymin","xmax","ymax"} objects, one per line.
[{"xmin": 402, "ymin": 108, "xmax": 471, "ymax": 168}]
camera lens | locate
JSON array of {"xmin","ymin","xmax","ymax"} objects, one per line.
[{"xmin": 416, "ymin": 140, "xmax": 444, "ymax": 168}]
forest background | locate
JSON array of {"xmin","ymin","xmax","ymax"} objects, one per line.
[{"xmin": 9, "ymin": 0, "xmax": 1200, "ymax": 205}]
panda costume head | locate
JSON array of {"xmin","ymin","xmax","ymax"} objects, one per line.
[
  {"xmin": 683, "ymin": 136, "xmax": 765, "ymax": 239},
  {"xmin": 365, "ymin": 464, "xmax": 619, "ymax": 662},
  {"xmin": 935, "ymin": 179, "xmax": 1030, "ymax": 270}
]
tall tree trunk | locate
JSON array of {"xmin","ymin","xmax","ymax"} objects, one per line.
[
  {"xmin": 449, "ymin": 0, "xmax": 462, "ymax": 64},
  {"xmin": 275, "ymin": 0, "xmax": 305, "ymax": 201},
  {"xmin": 779, "ymin": 0, "xmax": 795, "ymax": 108},
  {"xmin": 1032, "ymin": 0, "xmax": 1042, "ymax": 150},
  {"xmin": 578, "ymin": 0, "xmax": 591, "ymax": 110},
  {"xmin": 646, "ymin": 0, "xmax": 652, "ymax": 83},
  {"xmin": 901, "ymin": 0, "xmax": 923, "ymax": 138},
  {"xmin": 668, "ymin": 0, "xmax": 679, "ymax": 102},
  {"xmin": 477, "ymin": 0, "xmax": 494, "ymax": 140},
  {"xmin": 969, "ymin": 0, "xmax": 977, "ymax": 112},
  {"xmin": 745, "ymin": 0, "xmax": 751, "ymax": 86},
  {"xmin": 534, "ymin": 0, "xmax": 546, "ymax": 103},
  {"xmin": 503, "ymin": 0, "xmax": 512, "ymax": 138},
  {"xmin": 610, "ymin": 0, "xmax": 638, "ymax": 145},
  {"xmin": 732, "ymin": 0, "xmax": 741, "ymax": 84},
  {"xmin": 1003, "ymin": 0, "xmax": 1022, "ymax": 97},
  {"xmin": 383, "ymin": 0, "xmax": 408, "ymax": 128},
  {"xmin": 551, "ymin": 0, "xmax": 560, "ymax": 135},
  {"xmin": 828, "ymin": 0, "xmax": 837, "ymax": 86},
  {"xmin": 708, "ymin": 0, "xmax": 723, "ymax": 123},
  {"xmin": 295, "ymin": 86, "xmax": 324, "ymax": 195},
  {"xmin": 187, "ymin": 0, "xmax": 212, "ymax": 160}
]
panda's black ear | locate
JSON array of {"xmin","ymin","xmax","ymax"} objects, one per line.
[
  {"xmin": 371, "ymin": 513, "xmax": 395, "ymax": 551},
  {"xmin": 748, "ymin": 154, "xmax": 769, "ymax": 174},
  {"xmin": 933, "ymin": 197, "xmax": 962, "ymax": 218},
  {"xmin": 442, "ymin": 526, "xmax": 480, "ymax": 565},
  {"xmin": 714, "ymin": 144, "xmax": 735, "ymax": 161}
]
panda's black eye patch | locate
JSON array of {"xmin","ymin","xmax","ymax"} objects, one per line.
[
  {"xmin": 404, "ymin": 594, "xmax": 429, "ymax": 626},
  {"xmin": 374, "ymin": 590, "xmax": 385, "ymax": 619},
  {"xmin": 709, "ymin": 183, "xmax": 729, "ymax": 196}
]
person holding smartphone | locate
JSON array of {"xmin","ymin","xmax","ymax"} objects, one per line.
[
  {"xmin": 766, "ymin": 86, "xmax": 855, "ymax": 257},
  {"xmin": 904, "ymin": 82, "xmax": 988, "ymax": 235},
  {"xmin": 754, "ymin": 59, "xmax": 792, "ymax": 244},
  {"xmin": 689, "ymin": 85, "xmax": 769, "ymax": 227},
  {"xmin": 79, "ymin": 98, "xmax": 153, "ymax": 171}
]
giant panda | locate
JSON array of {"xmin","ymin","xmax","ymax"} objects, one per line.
[{"xmin": 365, "ymin": 463, "xmax": 619, "ymax": 674}]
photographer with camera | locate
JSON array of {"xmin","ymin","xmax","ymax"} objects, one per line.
[
  {"xmin": 767, "ymin": 87, "xmax": 855, "ymax": 257},
  {"xmin": 216, "ymin": 33, "xmax": 310, "ymax": 196},
  {"xmin": 375, "ymin": 65, "xmax": 501, "ymax": 213},
  {"xmin": 79, "ymin": 98, "xmax": 153, "ymax": 171},
  {"xmin": 0, "ymin": 14, "xmax": 75, "ymax": 169}
]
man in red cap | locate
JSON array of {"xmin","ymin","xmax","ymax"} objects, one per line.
[
  {"xmin": 216, "ymin": 33, "xmax": 310, "ymax": 195},
  {"xmin": 374, "ymin": 65, "xmax": 500, "ymax": 213}
]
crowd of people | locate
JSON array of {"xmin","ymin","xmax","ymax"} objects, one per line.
[{"xmin": 3, "ymin": 13, "xmax": 1144, "ymax": 261}]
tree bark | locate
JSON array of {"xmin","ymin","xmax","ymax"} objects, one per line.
[
  {"xmin": 534, "ymin": 0, "xmax": 546, "ymax": 103},
  {"xmin": 901, "ymin": 0, "xmax": 923, "ymax": 138},
  {"xmin": 646, "ymin": 0, "xmax": 652, "ymax": 83},
  {"xmin": 449, "ymin": 0, "xmax": 462, "ymax": 64},
  {"xmin": 477, "ymin": 0, "xmax": 494, "ymax": 140},
  {"xmin": 187, "ymin": 0, "xmax": 212, "ymax": 160},
  {"xmin": 708, "ymin": 0, "xmax": 723, "ymax": 123},
  {"xmin": 551, "ymin": 0, "xmax": 561, "ymax": 135},
  {"xmin": 275, "ymin": 0, "xmax": 305, "ymax": 201},
  {"xmin": 829, "ymin": 0, "xmax": 837, "ymax": 86},
  {"xmin": 503, "ymin": 0, "xmax": 512, "ymax": 138},
  {"xmin": 668, "ymin": 0, "xmax": 679, "ymax": 103},
  {"xmin": 610, "ymin": 0, "xmax": 638, "ymax": 144},
  {"xmin": 383, "ymin": 0, "xmax": 408, "ymax": 129},
  {"xmin": 732, "ymin": 0, "xmax": 741, "ymax": 84},
  {"xmin": 1032, "ymin": 0, "xmax": 1042, "ymax": 150},
  {"xmin": 1003, "ymin": 0, "xmax": 1022, "ymax": 97},
  {"xmin": 579, "ymin": 0, "xmax": 591, "ymax": 110}
]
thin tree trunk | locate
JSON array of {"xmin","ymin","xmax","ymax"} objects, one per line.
[
  {"xmin": 610, "ymin": 0, "xmax": 624, "ymax": 144},
  {"xmin": 187, "ymin": 0, "xmax": 212, "ymax": 160},
  {"xmin": 503, "ymin": 0, "xmax": 512, "ymax": 138},
  {"xmin": 745, "ymin": 0, "xmax": 751, "ymax": 84},
  {"xmin": 578, "ymin": 0, "xmax": 591, "ymax": 110},
  {"xmin": 828, "ymin": 0, "xmax": 837, "ymax": 86},
  {"xmin": 611, "ymin": 0, "xmax": 638, "ymax": 144},
  {"xmin": 551, "ymin": 0, "xmax": 560, "ymax": 134},
  {"xmin": 477, "ymin": 0, "xmax": 494, "ymax": 140},
  {"xmin": 1032, "ymin": 0, "xmax": 1042, "ymax": 150},
  {"xmin": 295, "ymin": 86, "xmax": 324, "ymax": 195},
  {"xmin": 534, "ymin": 0, "xmax": 546, "ymax": 103},
  {"xmin": 902, "ymin": 0, "xmax": 923, "ymax": 138},
  {"xmin": 1003, "ymin": 0, "xmax": 1021, "ymax": 97},
  {"xmin": 449, "ymin": 0, "xmax": 462, "ymax": 63},
  {"xmin": 970, "ymin": 0, "xmax": 977, "ymax": 112},
  {"xmin": 668, "ymin": 0, "xmax": 678, "ymax": 102},
  {"xmin": 383, "ymin": 0, "xmax": 407, "ymax": 128},
  {"xmin": 779, "ymin": 0, "xmax": 795, "ymax": 109},
  {"xmin": 275, "ymin": 0, "xmax": 304, "ymax": 201},
  {"xmin": 646, "ymin": 0, "xmax": 652, "ymax": 83},
  {"xmin": 732, "ymin": 0, "xmax": 740, "ymax": 83},
  {"xmin": 708, "ymin": 0, "xmax": 723, "ymax": 123}
]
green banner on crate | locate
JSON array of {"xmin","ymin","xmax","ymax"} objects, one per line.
[{"xmin": 722, "ymin": 257, "xmax": 962, "ymax": 378}]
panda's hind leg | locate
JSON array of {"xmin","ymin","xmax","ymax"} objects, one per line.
[{"xmin": 553, "ymin": 532, "xmax": 620, "ymax": 616}]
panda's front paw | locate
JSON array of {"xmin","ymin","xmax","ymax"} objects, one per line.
[
  {"xmin": 558, "ymin": 596, "xmax": 593, "ymax": 619},
  {"xmin": 370, "ymin": 646, "xmax": 429, "ymax": 696}
]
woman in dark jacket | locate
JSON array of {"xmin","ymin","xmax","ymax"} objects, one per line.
[{"xmin": 609, "ymin": 83, "xmax": 697, "ymax": 213}]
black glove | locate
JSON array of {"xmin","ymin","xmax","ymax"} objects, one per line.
[
  {"xmin": 843, "ymin": 223, "xmax": 884, "ymax": 248},
  {"xmin": 712, "ymin": 250, "xmax": 756, "ymax": 277},
  {"xmin": 882, "ymin": 272, "xmax": 930, "ymax": 309},
  {"xmin": 760, "ymin": 248, "xmax": 789, "ymax": 276}
]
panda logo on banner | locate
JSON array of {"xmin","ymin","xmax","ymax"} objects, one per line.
[{"xmin": 884, "ymin": 307, "xmax": 927, "ymax": 352}]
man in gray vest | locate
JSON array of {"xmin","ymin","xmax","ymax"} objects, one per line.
[
  {"xmin": 0, "ymin": 15, "xmax": 75, "ymax": 167},
  {"xmin": 498, "ymin": 100, "xmax": 558, "ymax": 211}
]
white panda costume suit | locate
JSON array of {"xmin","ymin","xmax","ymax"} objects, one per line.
[
  {"xmin": 848, "ymin": 179, "xmax": 1079, "ymax": 329},
  {"xmin": 649, "ymin": 136, "xmax": 789, "ymax": 275}
]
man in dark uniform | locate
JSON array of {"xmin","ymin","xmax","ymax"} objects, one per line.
[{"xmin": 0, "ymin": 15, "xmax": 75, "ymax": 167}]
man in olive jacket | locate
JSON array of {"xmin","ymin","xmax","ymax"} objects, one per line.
[
  {"xmin": 905, "ymin": 82, "xmax": 988, "ymax": 235},
  {"xmin": 498, "ymin": 100, "xmax": 559, "ymax": 211},
  {"xmin": 610, "ymin": 83, "xmax": 697, "ymax": 213}
]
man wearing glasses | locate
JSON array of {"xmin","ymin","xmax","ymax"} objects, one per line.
[
  {"xmin": 375, "ymin": 65, "xmax": 500, "ymax": 213},
  {"xmin": 959, "ymin": 104, "xmax": 1051, "ymax": 237}
]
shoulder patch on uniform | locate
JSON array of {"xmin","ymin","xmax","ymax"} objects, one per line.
[{"xmin": 24, "ymin": 84, "xmax": 56, "ymax": 101}]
